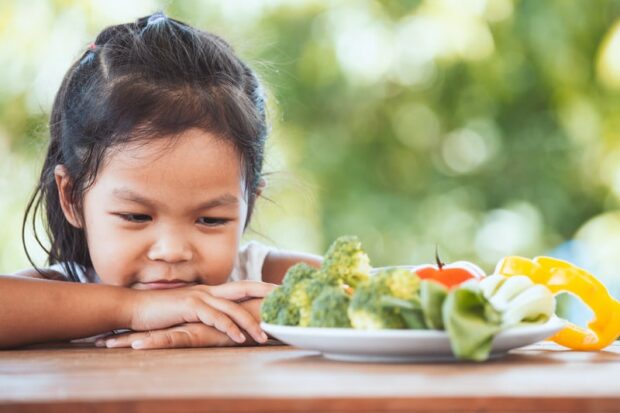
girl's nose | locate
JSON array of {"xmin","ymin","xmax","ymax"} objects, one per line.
[{"xmin": 147, "ymin": 231, "xmax": 193, "ymax": 263}]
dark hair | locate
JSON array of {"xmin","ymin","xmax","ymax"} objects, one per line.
[{"xmin": 22, "ymin": 12, "xmax": 268, "ymax": 281}]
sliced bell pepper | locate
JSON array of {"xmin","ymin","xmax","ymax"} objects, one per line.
[{"xmin": 495, "ymin": 256, "xmax": 620, "ymax": 351}]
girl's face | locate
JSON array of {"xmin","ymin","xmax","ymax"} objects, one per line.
[{"xmin": 57, "ymin": 128, "xmax": 250, "ymax": 289}]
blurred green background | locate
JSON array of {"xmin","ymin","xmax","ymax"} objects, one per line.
[{"xmin": 1, "ymin": 0, "xmax": 620, "ymax": 320}]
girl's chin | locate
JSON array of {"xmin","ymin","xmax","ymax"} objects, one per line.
[{"xmin": 132, "ymin": 281, "xmax": 197, "ymax": 290}]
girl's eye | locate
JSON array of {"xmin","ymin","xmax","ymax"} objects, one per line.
[
  {"xmin": 197, "ymin": 217, "xmax": 229, "ymax": 227},
  {"xmin": 118, "ymin": 213, "xmax": 152, "ymax": 223}
]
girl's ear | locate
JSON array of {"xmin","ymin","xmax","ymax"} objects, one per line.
[{"xmin": 54, "ymin": 165, "xmax": 83, "ymax": 229}]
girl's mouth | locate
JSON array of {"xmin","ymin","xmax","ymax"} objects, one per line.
[{"xmin": 133, "ymin": 280, "xmax": 197, "ymax": 290}]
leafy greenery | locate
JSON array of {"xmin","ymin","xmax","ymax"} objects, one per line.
[{"xmin": 2, "ymin": 1, "xmax": 620, "ymax": 285}]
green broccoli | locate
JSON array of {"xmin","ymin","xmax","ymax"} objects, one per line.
[
  {"xmin": 261, "ymin": 237, "xmax": 377, "ymax": 328},
  {"xmin": 322, "ymin": 235, "xmax": 371, "ymax": 288},
  {"xmin": 382, "ymin": 267, "xmax": 421, "ymax": 300},
  {"xmin": 260, "ymin": 285, "xmax": 299, "ymax": 326},
  {"xmin": 289, "ymin": 274, "xmax": 341, "ymax": 327},
  {"xmin": 281, "ymin": 262, "xmax": 318, "ymax": 291},
  {"xmin": 348, "ymin": 268, "xmax": 421, "ymax": 329},
  {"xmin": 268, "ymin": 261, "xmax": 339, "ymax": 327},
  {"xmin": 309, "ymin": 286, "xmax": 352, "ymax": 328},
  {"xmin": 261, "ymin": 263, "xmax": 326, "ymax": 326}
]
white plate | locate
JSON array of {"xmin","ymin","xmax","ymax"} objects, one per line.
[{"xmin": 261, "ymin": 316, "xmax": 565, "ymax": 363}]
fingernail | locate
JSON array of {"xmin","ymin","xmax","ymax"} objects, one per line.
[
  {"xmin": 94, "ymin": 340, "xmax": 105, "ymax": 347},
  {"xmin": 261, "ymin": 332, "xmax": 268, "ymax": 342},
  {"xmin": 132, "ymin": 340, "xmax": 144, "ymax": 349},
  {"xmin": 105, "ymin": 339, "xmax": 117, "ymax": 348},
  {"xmin": 237, "ymin": 333, "xmax": 246, "ymax": 343}
]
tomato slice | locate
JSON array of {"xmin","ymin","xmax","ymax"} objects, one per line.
[{"xmin": 415, "ymin": 262, "xmax": 483, "ymax": 289}]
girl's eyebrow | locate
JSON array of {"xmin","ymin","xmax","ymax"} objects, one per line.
[
  {"xmin": 112, "ymin": 187, "xmax": 239, "ymax": 210},
  {"xmin": 194, "ymin": 194, "xmax": 239, "ymax": 210}
]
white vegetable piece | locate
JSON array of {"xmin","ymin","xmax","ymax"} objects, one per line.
[
  {"xmin": 479, "ymin": 274, "xmax": 506, "ymax": 299},
  {"xmin": 486, "ymin": 275, "xmax": 533, "ymax": 312},
  {"xmin": 478, "ymin": 274, "xmax": 555, "ymax": 328},
  {"xmin": 502, "ymin": 284, "xmax": 556, "ymax": 327}
]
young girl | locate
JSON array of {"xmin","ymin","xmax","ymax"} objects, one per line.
[{"xmin": 0, "ymin": 12, "xmax": 321, "ymax": 350}]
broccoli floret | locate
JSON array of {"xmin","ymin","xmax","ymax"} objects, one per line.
[
  {"xmin": 277, "ymin": 263, "xmax": 319, "ymax": 326},
  {"xmin": 261, "ymin": 263, "xmax": 317, "ymax": 326},
  {"xmin": 348, "ymin": 268, "xmax": 420, "ymax": 329},
  {"xmin": 290, "ymin": 274, "xmax": 340, "ymax": 327},
  {"xmin": 382, "ymin": 268, "xmax": 421, "ymax": 300},
  {"xmin": 309, "ymin": 286, "xmax": 352, "ymax": 328},
  {"xmin": 260, "ymin": 286, "xmax": 299, "ymax": 326},
  {"xmin": 281, "ymin": 263, "xmax": 318, "ymax": 291},
  {"xmin": 263, "ymin": 261, "xmax": 345, "ymax": 327},
  {"xmin": 272, "ymin": 262, "xmax": 340, "ymax": 327},
  {"xmin": 289, "ymin": 279, "xmax": 313, "ymax": 326},
  {"xmin": 322, "ymin": 235, "xmax": 371, "ymax": 288}
]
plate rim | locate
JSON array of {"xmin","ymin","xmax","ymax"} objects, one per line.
[{"xmin": 261, "ymin": 315, "xmax": 565, "ymax": 339}]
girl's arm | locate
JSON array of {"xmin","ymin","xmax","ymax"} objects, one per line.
[
  {"xmin": 261, "ymin": 250, "xmax": 323, "ymax": 285},
  {"xmin": 0, "ymin": 274, "xmax": 274, "ymax": 349},
  {"xmin": 0, "ymin": 275, "xmax": 133, "ymax": 348}
]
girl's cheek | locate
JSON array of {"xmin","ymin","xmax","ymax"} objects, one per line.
[
  {"xmin": 197, "ymin": 234, "xmax": 239, "ymax": 284},
  {"xmin": 87, "ymin": 224, "xmax": 142, "ymax": 286}
]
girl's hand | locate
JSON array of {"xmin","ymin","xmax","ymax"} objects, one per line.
[
  {"xmin": 97, "ymin": 322, "xmax": 251, "ymax": 349},
  {"xmin": 104, "ymin": 297, "xmax": 264, "ymax": 349},
  {"xmin": 125, "ymin": 281, "xmax": 274, "ymax": 345}
]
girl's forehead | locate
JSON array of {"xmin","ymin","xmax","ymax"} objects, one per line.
[{"xmin": 99, "ymin": 129, "xmax": 245, "ymax": 193}]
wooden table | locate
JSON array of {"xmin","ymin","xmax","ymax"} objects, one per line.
[{"xmin": 1, "ymin": 341, "xmax": 619, "ymax": 413}]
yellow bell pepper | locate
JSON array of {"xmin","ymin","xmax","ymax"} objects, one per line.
[{"xmin": 495, "ymin": 256, "xmax": 620, "ymax": 351}]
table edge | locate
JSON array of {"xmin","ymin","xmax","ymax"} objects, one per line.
[{"xmin": 2, "ymin": 396, "xmax": 620, "ymax": 413}]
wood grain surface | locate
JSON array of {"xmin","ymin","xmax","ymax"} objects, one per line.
[{"xmin": 1, "ymin": 341, "xmax": 619, "ymax": 412}]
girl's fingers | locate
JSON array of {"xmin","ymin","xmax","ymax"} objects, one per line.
[
  {"xmin": 113, "ymin": 298, "xmax": 260, "ymax": 346},
  {"xmin": 201, "ymin": 295, "xmax": 267, "ymax": 343},
  {"xmin": 98, "ymin": 331, "xmax": 149, "ymax": 348},
  {"xmin": 132, "ymin": 330, "xmax": 193, "ymax": 349},
  {"xmin": 133, "ymin": 325, "xmax": 233, "ymax": 349},
  {"xmin": 100, "ymin": 324, "xmax": 236, "ymax": 349},
  {"xmin": 206, "ymin": 281, "xmax": 277, "ymax": 301},
  {"xmin": 190, "ymin": 302, "xmax": 247, "ymax": 344}
]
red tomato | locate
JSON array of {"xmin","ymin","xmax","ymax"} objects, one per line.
[{"xmin": 414, "ymin": 256, "xmax": 485, "ymax": 289}]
